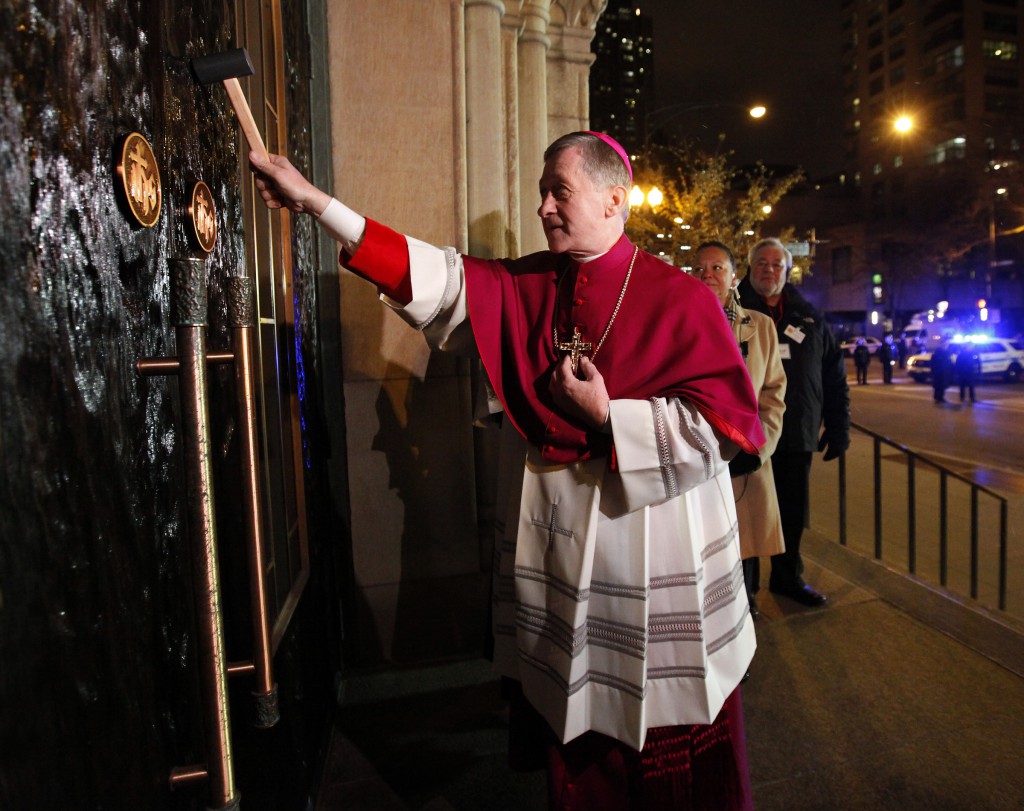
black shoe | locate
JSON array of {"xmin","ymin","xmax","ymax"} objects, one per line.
[
  {"xmin": 748, "ymin": 595, "xmax": 761, "ymax": 620},
  {"xmin": 770, "ymin": 582, "xmax": 828, "ymax": 607}
]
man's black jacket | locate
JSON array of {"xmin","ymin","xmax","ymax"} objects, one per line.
[{"xmin": 737, "ymin": 276, "xmax": 850, "ymax": 455}]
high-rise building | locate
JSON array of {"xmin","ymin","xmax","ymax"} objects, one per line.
[
  {"xmin": 835, "ymin": 0, "xmax": 1024, "ymax": 324},
  {"xmin": 842, "ymin": 0, "xmax": 1024, "ymax": 218},
  {"xmin": 589, "ymin": 3, "xmax": 655, "ymax": 154}
]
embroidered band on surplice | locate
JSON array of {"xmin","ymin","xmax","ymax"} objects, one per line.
[
  {"xmin": 531, "ymin": 502, "xmax": 574, "ymax": 550},
  {"xmin": 674, "ymin": 397, "xmax": 714, "ymax": 481}
]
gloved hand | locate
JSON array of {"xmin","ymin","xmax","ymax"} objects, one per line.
[
  {"xmin": 818, "ymin": 430, "xmax": 849, "ymax": 461},
  {"xmin": 729, "ymin": 451, "xmax": 762, "ymax": 477}
]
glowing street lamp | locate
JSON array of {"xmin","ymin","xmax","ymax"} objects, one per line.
[
  {"xmin": 630, "ymin": 185, "xmax": 663, "ymax": 208},
  {"xmin": 642, "ymin": 102, "xmax": 768, "ymax": 147},
  {"xmin": 894, "ymin": 115, "xmax": 913, "ymax": 133}
]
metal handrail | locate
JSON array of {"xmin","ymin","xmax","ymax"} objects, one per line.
[{"xmin": 835, "ymin": 421, "xmax": 1009, "ymax": 610}]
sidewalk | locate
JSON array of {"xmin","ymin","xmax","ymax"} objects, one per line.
[
  {"xmin": 743, "ymin": 530, "xmax": 1024, "ymax": 811},
  {"xmin": 315, "ymin": 531, "xmax": 1024, "ymax": 810}
]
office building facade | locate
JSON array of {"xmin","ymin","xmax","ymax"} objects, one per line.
[{"xmin": 589, "ymin": 2, "xmax": 655, "ymax": 153}]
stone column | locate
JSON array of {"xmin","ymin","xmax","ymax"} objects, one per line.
[
  {"xmin": 517, "ymin": 0, "xmax": 552, "ymax": 255},
  {"xmin": 546, "ymin": 0, "xmax": 604, "ymax": 137},
  {"xmin": 465, "ymin": 0, "xmax": 509, "ymax": 258},
  {"xmin": 501, "ymin": 3, "xmax": 523, "ymax": 258}
]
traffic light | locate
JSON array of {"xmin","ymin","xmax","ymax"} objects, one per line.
[{"xmin": 872, "ymin": 272, "xmax": 884, "ymax": 304}]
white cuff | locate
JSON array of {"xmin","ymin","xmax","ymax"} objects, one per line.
[{"xmin": 317, "ymin": 198, "xmax": 366, "ymax": 256}]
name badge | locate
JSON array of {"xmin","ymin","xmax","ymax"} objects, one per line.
[
  {"xmin": 784, "ymin": 324, "xmax": 806, "ymax": 344},
  {"xmin": 779, "ymin": 344, "xmax": 792, "ymax": 360}
]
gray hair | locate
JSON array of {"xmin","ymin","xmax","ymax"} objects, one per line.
[
  {"xmin": 747, "ymin": 237, "xmax": 792, "ymax": 269},
  {"xmin": 544, "ymin": 132, "xmax": 631, "ymax": 192}
]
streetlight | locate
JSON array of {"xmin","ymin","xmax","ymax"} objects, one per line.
[
  {"xmin": 888, "ymin": 111, "xmax": 1015, "ymax": 287},
  {"xmin": 629, "ymin": 185, "xmax": 663, "ymax": 208},
  {"xmin": 642, "ymin": 101, "xmax": 768, "ymax": 148},
  {"xmin": 987, "ymin": 186, "xmax": 1010, "ymax": 300}
]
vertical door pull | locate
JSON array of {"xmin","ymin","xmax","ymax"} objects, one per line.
[
  {"xmin": 139, "ymin": 258, "xmax": 240, "ymax": 810},
  {"xmin": 226, "ymin": 276, "xmax": 278, "ymax": 728}
]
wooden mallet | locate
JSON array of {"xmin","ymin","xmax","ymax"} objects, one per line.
[{"xmin": 192, "ymin": 48, "xmax": 268, "ymax": 161}]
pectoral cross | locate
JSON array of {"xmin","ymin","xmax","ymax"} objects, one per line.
[{"xmin": 555, "ymin": 327, "xmax": 592, "ymax": 375}]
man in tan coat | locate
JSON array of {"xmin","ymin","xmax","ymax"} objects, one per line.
[{"xmin": 694, "ymin": 242, "xmax": 786, "ymax": 619}]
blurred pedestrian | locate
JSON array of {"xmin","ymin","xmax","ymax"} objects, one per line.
[
  {"xmin": 931, "ymin": 339, "xmax": 951, "ymax": 403},
  {"xmin": 853, "ymin": 339, "xmax": 870, "ymax": 384},
  {"xmin": 955, "ymin": 344, "xmax": 980, "ymax": 403},
  {"xmin": 738, "ymin": 238, "xmax": 850, "ymax": 608},
  {"xmin": 694, "ymin": 242, "xmax": 786, "ymax": 622},
  {"xmin": 879, "ymin": 335, "xmax": 895, "ymax": 384}
]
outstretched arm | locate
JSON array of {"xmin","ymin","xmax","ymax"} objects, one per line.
[{"xmin": 249, "ymin": 151, "xmax": 333, "ymax": 217}]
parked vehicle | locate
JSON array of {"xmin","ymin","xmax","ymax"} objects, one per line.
[
  {"xmin": 840, "ymin": 336, "xmax": 883, "ymax": 357},
  {"xmin": 900, "ymin": 326, "xmax": 929, "ymax": 354},
  {"xmin": 906, "ymin": 338, "xmax": 1024, "ymax": 383}
]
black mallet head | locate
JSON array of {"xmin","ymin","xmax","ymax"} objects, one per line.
[
  {"xmin": 191, "ymin": 47, "xmax": 255, "ymax": 85},
  {"xmin": 191, "ymin": 48, "xmax": 268, "ymax": 159}
]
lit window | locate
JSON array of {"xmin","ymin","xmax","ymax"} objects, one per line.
[
  {"xmin": 927, "ymin": 136, "xmax": 967, "ymax": 164},
  {"xmin": 984, "ymin": 40, "xmax": 1018, "ymax": 61}
]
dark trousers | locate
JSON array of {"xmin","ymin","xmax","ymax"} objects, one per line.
[
  {"xmin": 742, "ymin": 557, "xmax": 758, "ymax": 602},
  {"xmin": 754, "ymin": 450, "xmax": 813, "ymax": 591}
]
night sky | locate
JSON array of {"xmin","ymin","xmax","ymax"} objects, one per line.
[{"xmin": 637, "ymin": 1, "xmax": 847, "ymax": 179}]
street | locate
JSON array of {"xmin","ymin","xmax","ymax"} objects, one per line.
[
  {"xmin": 843, "ymin": 359, "xmax": 1024, "ymax": 488},
  {"xmin": 801, "ymin": 359, "xmax": 1024, "ymax": 623}
]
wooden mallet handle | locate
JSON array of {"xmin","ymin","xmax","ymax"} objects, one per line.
[{"xmin": 222, "ymin": 77, "xmax": 268, "ymax": 161}]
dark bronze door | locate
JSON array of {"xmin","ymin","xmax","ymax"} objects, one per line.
[{"xmin": 0, "ymin": 1, "xmax": 340, "ymax": 809}]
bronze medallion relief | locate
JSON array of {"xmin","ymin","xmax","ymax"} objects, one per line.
[
  {"xmin": 116, "ymin": 132, "xmax": 162, "ymax": 228},
  {"xmin": 189, "ymin": 181, "xmax": 218, "ymax": 253}
]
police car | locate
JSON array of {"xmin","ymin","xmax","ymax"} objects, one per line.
[{"xmin": 906, "ymin": 338, "xmax": 1024, "ymax": 383}]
